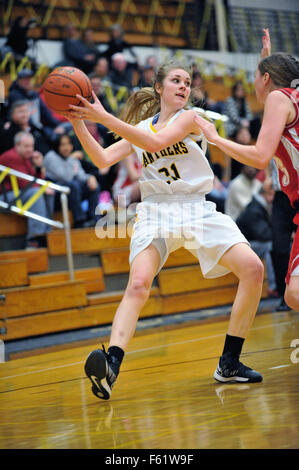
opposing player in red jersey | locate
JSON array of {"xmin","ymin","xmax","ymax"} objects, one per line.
[{"xmin": 194, "ymin": 30, "xmax": 299, "ymax": 311}]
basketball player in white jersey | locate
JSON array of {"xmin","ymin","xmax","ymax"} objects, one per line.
[{"xmin": 64, "ymin": 60, "xmax": 264, "ymax": 400}]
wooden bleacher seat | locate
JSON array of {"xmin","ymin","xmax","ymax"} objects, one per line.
[
  {"xmin": 29, "ymin": 267, "xmax": 105, "ymax": 294},
  {"xmin": 47, "ymin": 226, "xmax": 130, "ymax": 255},
  {"xmin": 0, "ymin": 280, "xmax": 87, "ymax": 318},
  {"xmin": 0, "ymin": 248, "xmax": 48, "ymax": 273},
  {"xmin": 100, "ymin": 247, "xmax": 198, "ymax": 275},
  {"xmin": 5, "ymin": 0, "xmax": 190, "ymax": 47},
  {"xmin": 158, "ymin": 265, "xmax": 239, "ymax": 296},
  {"xmin": 0, "ymin": 259, "xmax": 28, "ymax": 288},
  {"xmin": 0, "ymin": 211, "xmax": 73, "ymax": 238},
  {"xmin": 0, "ymin": 286, "xmax": 160, "ymax": 341},
  {"xmin": 0, "ymin": 213, "xmax": 27, "ymax": 237}
]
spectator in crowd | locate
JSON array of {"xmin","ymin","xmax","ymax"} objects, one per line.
[
  {"xmin": 137, "ymin": 64, "xmax": 155, "ymax": 88},
  {"xmin": 108, "ymin": 52, "xmax": 137, "ymax": 90},
  {"xmin": 224, "ymin": 81, "xmax": 253, "ymax": 138},
  {"xmin": 0, "ymin": 100, "xmax": 51, "ymax": 155},
  {"xmin": 62, "ymin": 23, "xmax": 97, "ymax": 74},
  {"xmin": 8, "ymin": 69, "xmax": 67, "ymax": 142},
  {"xmin": 230, "ymin": 126, "xmax": 252, "ymax": 180},
  {"xmin": 191, "ymin": 72, "xmax": 223, "ymax": 113},
  {"xmin": 225, "ymin": 164, "xmax": 262, "ymax": 220},
  {"xmin": 0, "ymin": 131, "xmax": 54, "ymax": 248},
  {"xmin": 103, "ymin": 23, "xmax": 137, "ymax": 64},
  {"xmin": 1, "ymin": 16, "xmax": 39, "ymax": 62},
  {"xmin": 144, "ymin": 54, "xmax": 159, "ymax": 71},
  {"xmin": 89, "ymin": 75, "xmax": 114, "ymax": 116},
  {"xmin": 43, "ymin": 133, "xmax": 100, "ymax": 228},
  {"xmin": 82, "ymin": 29, "xmax": 100, "ymax": 62},
  {"xmin": 90, "ymin": 57, "xmax": 110, "ymax": 83},
  {"xmin": 112, "ymin": 153, "xmax": 142, "ymax": 209},
  {"xmin": 206, "ymin": 170, "xmax": 229, "ymax": 214},
  {"xmin": 236, "ymin": 179, "xmax": 277, "ymax": 297},
  {"xmin": 70, "ymin": 120, "xmax": 116, "ymax": 213},
  {"xmin": 269, "ymin": 159, "xmax": 295, "ymax": 311}
]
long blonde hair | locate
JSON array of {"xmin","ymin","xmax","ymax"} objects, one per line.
[{"xmin": 119, "ymin": 59, "xmax": 193, "ymax": 125}]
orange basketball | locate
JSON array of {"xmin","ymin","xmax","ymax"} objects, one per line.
[{"xmin": 43, "ymin": 66, "xmax": 92, "ymax": 113}]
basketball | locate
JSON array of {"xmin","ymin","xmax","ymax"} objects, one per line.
[{"xmin": 43, "ymin": 66, "xmax": 93, "ymax": 113}]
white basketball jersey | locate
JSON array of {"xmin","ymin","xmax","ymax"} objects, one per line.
[{"xmin": 131, "ymin": 109, "xmax": 214, "ymax": 199}]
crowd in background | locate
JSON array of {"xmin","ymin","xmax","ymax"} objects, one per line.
[{"xmin": 0, "ymin": 22, "xmax": 294, "ymax": 310}]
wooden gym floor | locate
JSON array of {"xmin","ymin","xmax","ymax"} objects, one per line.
[{"xmin": 0, "ymin": 309, "xmax": 298, "ymax": 449}]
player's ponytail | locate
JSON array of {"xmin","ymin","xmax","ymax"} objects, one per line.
[
  {"xmin": 258, "ymin": 53, "xmax": 299, "ymax": 88},
  {"xmin": 119, "ymin": 87, "xmax": 160, "ymax": 126}
]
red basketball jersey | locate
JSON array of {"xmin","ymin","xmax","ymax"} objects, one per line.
[{"xmin": 274, "ymin": 88, "xmax": 299, "ymax": 224}]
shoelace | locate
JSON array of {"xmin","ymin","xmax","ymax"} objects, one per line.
[
  {"xmin": 101, "ymin": 344, "xmax": 118, "ymax": 387},
  {"xmin": 219, "ymin": 356, "xmax": 240, "ymax": 376}
]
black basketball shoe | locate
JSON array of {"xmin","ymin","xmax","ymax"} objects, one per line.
[
  {"xmin": 84, "ymin": 346, "xmax": 119, "ymax": 400},
  {"xmin": 214, "ymin": 353, "xmax": 263, "ymax": 383}
]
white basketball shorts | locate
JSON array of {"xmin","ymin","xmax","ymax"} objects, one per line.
[{"xmin": 129, "ymin": 194, "xmax": 249, "ymax": 278}]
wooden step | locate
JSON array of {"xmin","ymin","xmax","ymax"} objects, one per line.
[
  {"xmin": 0, "ymin": 213, "xmax": 27, "ymax": 237},
  {"xmin": 87, "ymin": 286, "xmax": 160, "ymax": 306},
  {"xmin": 47, "ymin": 227, "xmax": 130, "ymax": 255},
  {"xmin": 161, "ymin": 282, "xmax": 269, "ymax": 315},
  {"xmin": 29, "ymin": 267, "xmax": 105, "ymax": 294},
  {"xmin": 0, "ymin": 281, "xmax": 87, "ymax": 318},
  {"xmin": 101, "ymin": 247, "xmax": 198, "ymax": 275},
  {"xmin": 158, "ymin": 265, "xmax": 238, "ymax": 296},
  {"xmin": 0, "ymin": 248, "xmax": 48, "ymax": 273},
  {"xmin": 0, "ymin": 293, "xmax": 161, "ymax": 341},
  {"xmin": 0, "ymin": 211, "xmax": 72, "ymax": 237},
  {"xmin": 0, "ymin": 259, "xmax": 29, "ymax": 288}
]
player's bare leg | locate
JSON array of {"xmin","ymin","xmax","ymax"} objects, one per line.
[
  {"xmin": 84, "ymin": 243, "xmax": 161, "ymax": 399},
  {"xmin": 214, "ymin": 243, "xmax": 264, "ymax": 383},
  {"xmin": 285, "ymin": 276, "xmax": 299, "ymax": 311}
]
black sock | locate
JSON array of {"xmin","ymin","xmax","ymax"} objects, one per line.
[
  {"xmin": 108, "ymin": 346, "xmax": 125, "ymax": 372},
  {"xmin": 222, "ymin": 334, "xmax": 245, "ymax": 359}
]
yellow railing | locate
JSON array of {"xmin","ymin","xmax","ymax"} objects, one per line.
[{"xmin": 0, "ymin": 53, "xmax": 49, "ymax": 83}]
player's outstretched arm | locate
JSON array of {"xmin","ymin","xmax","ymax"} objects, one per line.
[
  {"xmin": 193, "ymin": 90, "xmax": 289, "ymax": 169},
  {"xmin": 68, "ymin": 92, "xmax": 200, "ymax": 153},
  {"xmin": 66, "ymin": 117, "xmax": 134, "ymax": 169}
]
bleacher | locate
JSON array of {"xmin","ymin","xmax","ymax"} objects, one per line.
[
  {"xmin": 227, "ymin": 3, "xmax": 299, "ymax": 56},
  {"xmin": 1, "ymin": 0, "xmax": 196, "ymax": 48},
  {"xmin": 0, "ymin": 216, "xmax": 269, "ymax": 342}
]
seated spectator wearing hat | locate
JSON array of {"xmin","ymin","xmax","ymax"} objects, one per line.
[
  {"xmin": 236, "ymin": 180, "xmax": 277, "ymax": 297},
  {"xmin": 0, "ymin": 100, "xmax": 51, "ymax": 155},
  {"xmin": 43, "ymin": 134, "xmax": 100, "ymax": 228},
  {"xmin": 8, "ymin": 69, "xmax": 69, "ymax": 142},
  {"xmin": 0, "ymin": 131, "xmax": 54, "ymax": 248}
]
